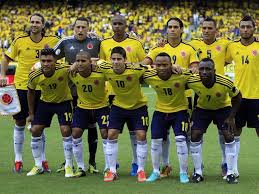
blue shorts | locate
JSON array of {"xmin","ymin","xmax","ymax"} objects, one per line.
[
  {"xmin": 191, "ymin": 107, "xmax": 231, "ymax": 132},
  {"xmin": 32, "ymin": 100, "xmax": 72, "ymax": 127},
  {"xmin": 71, "ymin": 106, "xmax": 110, "ymax": 129},
  {"xmin": 236, "ymin": 99, "xmax": 259, "ymax": 128},
  {"xmin": 108, "ymin": 105, "xmax": 149, "ymax": 132},
  {"xmin": 13, "ymin": 90, "xmax": 41, "ymax": 120},
  {"xmin": 151, "ymin": 110, "xmax": 189, "ymax": 139}
]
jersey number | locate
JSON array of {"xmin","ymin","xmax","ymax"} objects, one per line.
[
  {"xmin": 163, "ymin": 88, "xmax": 173, "ymax": 96},
  {"xmin": 49, "ymin": 83, "xmax": 57, "ymax": 89},
  {"xmin": 172, "ymin": 55, "xmax": 177, "ymax": 64},
  {"xmin": 116, "ymin": 80, "xmax": 125, "ymax": 88},
  {"xmin": 35, "ymin": 50, "xmax": 40, "ymax": 58},
  {"xmin": 101, "ymin": 115, "xmax": 109, "ymax": 125},
  {"xmin": 64, "ymin": 112, "xmax": 72, "ymax": 122},
  {"xmin": 181, "ymin": 122, "xmax": 189, "ymax": 132},
  {"xmin": 241, "ymin": 55, "xmax": 249, "ymax": 64},
  {"xmin": 82, "ymin": 85, "xmax": 93, "ymax": 92},
  {"xmin": 141, "ymin": 116, "xmax": 149, "ymax": 126},
  {"xmin": 207, "ymin": 50, "xmax": 212, "ymax": 58},
  {"xmin": 206, "ymin": 95, "xmax": 211, "ymax": 101}
]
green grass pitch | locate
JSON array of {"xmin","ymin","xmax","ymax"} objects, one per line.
[{"xmin": 0, "ymin": 88, "xmax": 258, "ymax": 194}]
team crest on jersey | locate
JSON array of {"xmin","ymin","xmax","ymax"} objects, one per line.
[
  {"xmin": 126, "ymin": 46, "xmax": 132, "ymax": 52},
  {"xmin": 127, "ymin": 76, "xmax": 132, "ymax": 81},
  {"xmin": 174, "ymin": 82, "xmax": 180, "ymax": 88},
  {"xmin": 94, "ymin": 80, "xmax": 99, "ymax": 85},
  {"xmin": 44, "ymin": 44, "xmax": 49, "ymax": 48},
  {"xmin": 58, "ymin": 76, "xmax": 64, "ymax": 81},
  {"xmin": 216, "ymin": 46, "xmax": 221, "ymax": 51},
  {"xmin": 252, "ymin": 50, "xmax": 258, "ymax": 56},
  {"xmin": 87, "ymin": 43, "xmax": 93, "ymax": 49},
  {"xmin": 216, "ymin": 92, "xmax": 221, "ymax": 97},
  {"xmin": 1, "ymin": 93, "xmax": 13, "ymax": 105},
  {"xmin": 180, "ymin": 51, "xmax": 186, "ymax": 57}
]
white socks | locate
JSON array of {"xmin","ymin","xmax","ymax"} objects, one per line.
[
  {"xmin": 218, "ymin": 133, "xmax": 226, "ymax": 164},
  {"xmin": 72, "ymin": 137, "xmax": 85, "ymax": 170},
  {"xmin": 31, "ymin": 136, "xmax": 43, "ymax": 168},
  {"xmin": 233, "ymin": 136, "xmax": 240, "ymax": 174},
  {"xmin": 129, "ymin": 131, "xmax": 138, "ymax": 164},
  {"xmin": 41, "ymin": 129, "xmax": 46, "ymax": 162},
  {"xmin": 14, "ymin": 125, "xmax": 25, "ymax": 162},
  {"xmin": 106, "ymin": 139, "xmax": 118, "ymax": 173},
  {"xmin": 136, "ymin": 140, "xmax": 148, "ymax": 172},
  {"xmin": 63, "ymin": 136, "xmax": 73, "ymax": 168},
  {"xmin": 151, "ymin": 138, "xmax": 162, "ymax": 173},
  {"xmin": 162, "ymin": 134, "xmax": 170, "ymax": 167},
  {"xmin": 225, "ymin": 140, "xmax": 236, "ymax": 175},
  {"xmin": 175, "ymin": 136, "xmax": 188, "ymax": 174},
  {"xmin": 102, "ymin": 139, "xmax": 109, "ymax": 170},
  {"xmin": 190, "ymin": 140, "xmax": 202, "ymax": 175}
]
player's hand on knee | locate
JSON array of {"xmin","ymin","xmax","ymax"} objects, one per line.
[
  {"xmin": 224, "ymin": 117, "xmax": 236, "ymax": 133},
  {"xmin": 0, "ymin": 76, "xmax": 7, "ymax": 87},
  {"xmin": 26, "ymin": 114, "xmax": 34, "ymax": 124}
]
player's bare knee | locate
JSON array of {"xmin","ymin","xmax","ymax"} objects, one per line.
[
  {"xmin": 72, "ymin": 128, "xmax": 83, "ymax": 139},
  {"xmin": 15, "ymin": 119, "xmax": 26, "ymax": 127},
  {"xmin": 60, "ymin": 125, "xmax": 72, "ymax": 137},
  {"xmin": 234, "ymin": 127, "xmax": 242, "ymax": 136},
  {"xmin": 100, "ymin": 128, "xmax": 108, "ymax": 139},
  {"xmin": 222, "ymin": 131, "xmax": 234, "ymax": 143},
  {"xmin": 191, "ymin": 130, "xmax": 203, "ymax": 142},
  {"xmin": 108, "ymin": 129, "xmax": 119, "ymax": 140},
  {"xmin": 135, "ymin": 130, "xmax": 146, "ymax": 141},
  {"xmin": 30, "ymin": 126, "xmax": 43, "ymax": 137}
]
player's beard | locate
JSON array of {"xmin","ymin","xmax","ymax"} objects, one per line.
[{"xmin": 113, "ymin": 64, "xmax": 125, "ymax": 74}]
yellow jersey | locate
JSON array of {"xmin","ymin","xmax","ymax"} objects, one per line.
[
  {"xmin": 146, "ymin": 42, "xmax": 199, "ymax": 68},
  {"xmin": 98, "ymin": 60, "xmax": 147, "ymax": 110},
  {"xmin": 5, "ymin": 34, "xmax": 59, "ymax": 90},
  {"xmin": 187, "ymin": 74, "xmax": 239, "ymax": 110},
  {"xmin": 99, "ymin": 35, "xmax": 146, "ymax": 62},
  {"xmin": 27, "ymin": 65, "xmax": 72, "ymax": 103},
  {"xmin": 99, "ymin": 35, "xmax": 146, "ymax": 95},
  {"xmin": 226, "ymin": 39, "xmax": 259, "ymax": 99},
  {"xmin": 69, "ymin": 67, "xmax": 108, "ymax": 109},
  {"xmin": 189, "ymin": 38, "xmax": 230, "ymax": 75},
  {"xmin": 143, "ymin": 69, "xmax": 191, "ymax": 113}
]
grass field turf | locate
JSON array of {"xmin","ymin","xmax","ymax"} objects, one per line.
[{"xmin": 0, "ymin": 88, "xmax": 258, "ymax": 194}]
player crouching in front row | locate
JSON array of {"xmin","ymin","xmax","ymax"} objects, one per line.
[
  {"xmin": 26, "ymin": 48, "xmax": 74, "ymax": 177},
  {"xmin": 188, "ymin": 58, "xmax": 242, "ymax": 184}
]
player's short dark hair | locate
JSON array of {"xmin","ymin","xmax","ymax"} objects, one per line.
[
  {"xmin": 155, "ymin": 52, "xmax": 171, "ymax": 62},
  {"xmin": 200, "ymin": 58, "xmax": 215, "ymax": 66},
  {"xmin": 74, "ymin": 17, "xmax": 90, "ymax": 26},
  {"xmin": 76, "ymin": 51, "xmax": 91, "ymax": 59},
  {"xmin": 40, "ymin": 48, "xmax": 56, "ymax": 57},
  {"xmin": 203, "ymin": 17, "xmax": 217, "ymax": 28},
  {"xmin": 240, "ymin": 15, "xmax": 256, "ymax": 27},
  {"xmin": 30, "ymin": 13, "xmax": 45, "ymax": 24},
  {"xmin": 111, "ymin": 46, "xmax": 126, "ymax": 59},
  {"xmin": 166, "ymin": 17, "xmax": 183, "ymax": 28}
]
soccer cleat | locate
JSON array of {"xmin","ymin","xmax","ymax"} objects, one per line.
[
  {"xmin": 146, "ymin": 171, "xmax": 160, "ymax": 182},
  {"xmin": 160, "ymin": 165, "xmax": 172, "ymax": 178},
  {"xmin": 65, "ymin": 166, "xmax": 74, "ymax": 178},
  {"xmin": 221, "ymin": 163, "xmax": 227, "ymax": 177},
  {"xmin": 42, "ymin": 161, "xmax": 51, "ymax": 173},
  {"xmin": 234, "ymin": 172, "xmax": 240, "ymax": 178},
  {"xmin": 88, "ymin": 164, "xmax": 99, "ymax": 174},
  {"xmin": 13, "ymin": 161, "xmax": 23, "ymax": 173},
  {"xmin": 137, "ymin": 170, "xmax": 146, "ymax": 182},
  {"xmin": 180, "ymin": 172, "xmax": 189, "ymax": 183},
  {"xmin": 226, "ymin": 174, "xmax": 238, "ymax": 184},
  {"xmin": 192, "ymin": 173, "xmax": 204, "ymax": 183},
  {"xmin": 130, "ymin": 163, "xmax": 138, "ymax": 176},
  {"xmin": 103, "ymin": 168, "xmax": 109, "ymax": 176},
  {"xmin": 74, "ymin": 167, "xmax": 86, "ymax": 177},
  {"xmin": 26, "ymin": 166, "xmax": 44, "ymax": 176},
  {"xmin": 56, "ymin": 162, "xmax": 65, "ymax": 173},
  {"xmin": 116, "ymin": 162, "xmax": 120, "ymax": 169},
  {"xmin": 104, "ymin": 170, "xmax": 118, "ymax": 182}
]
